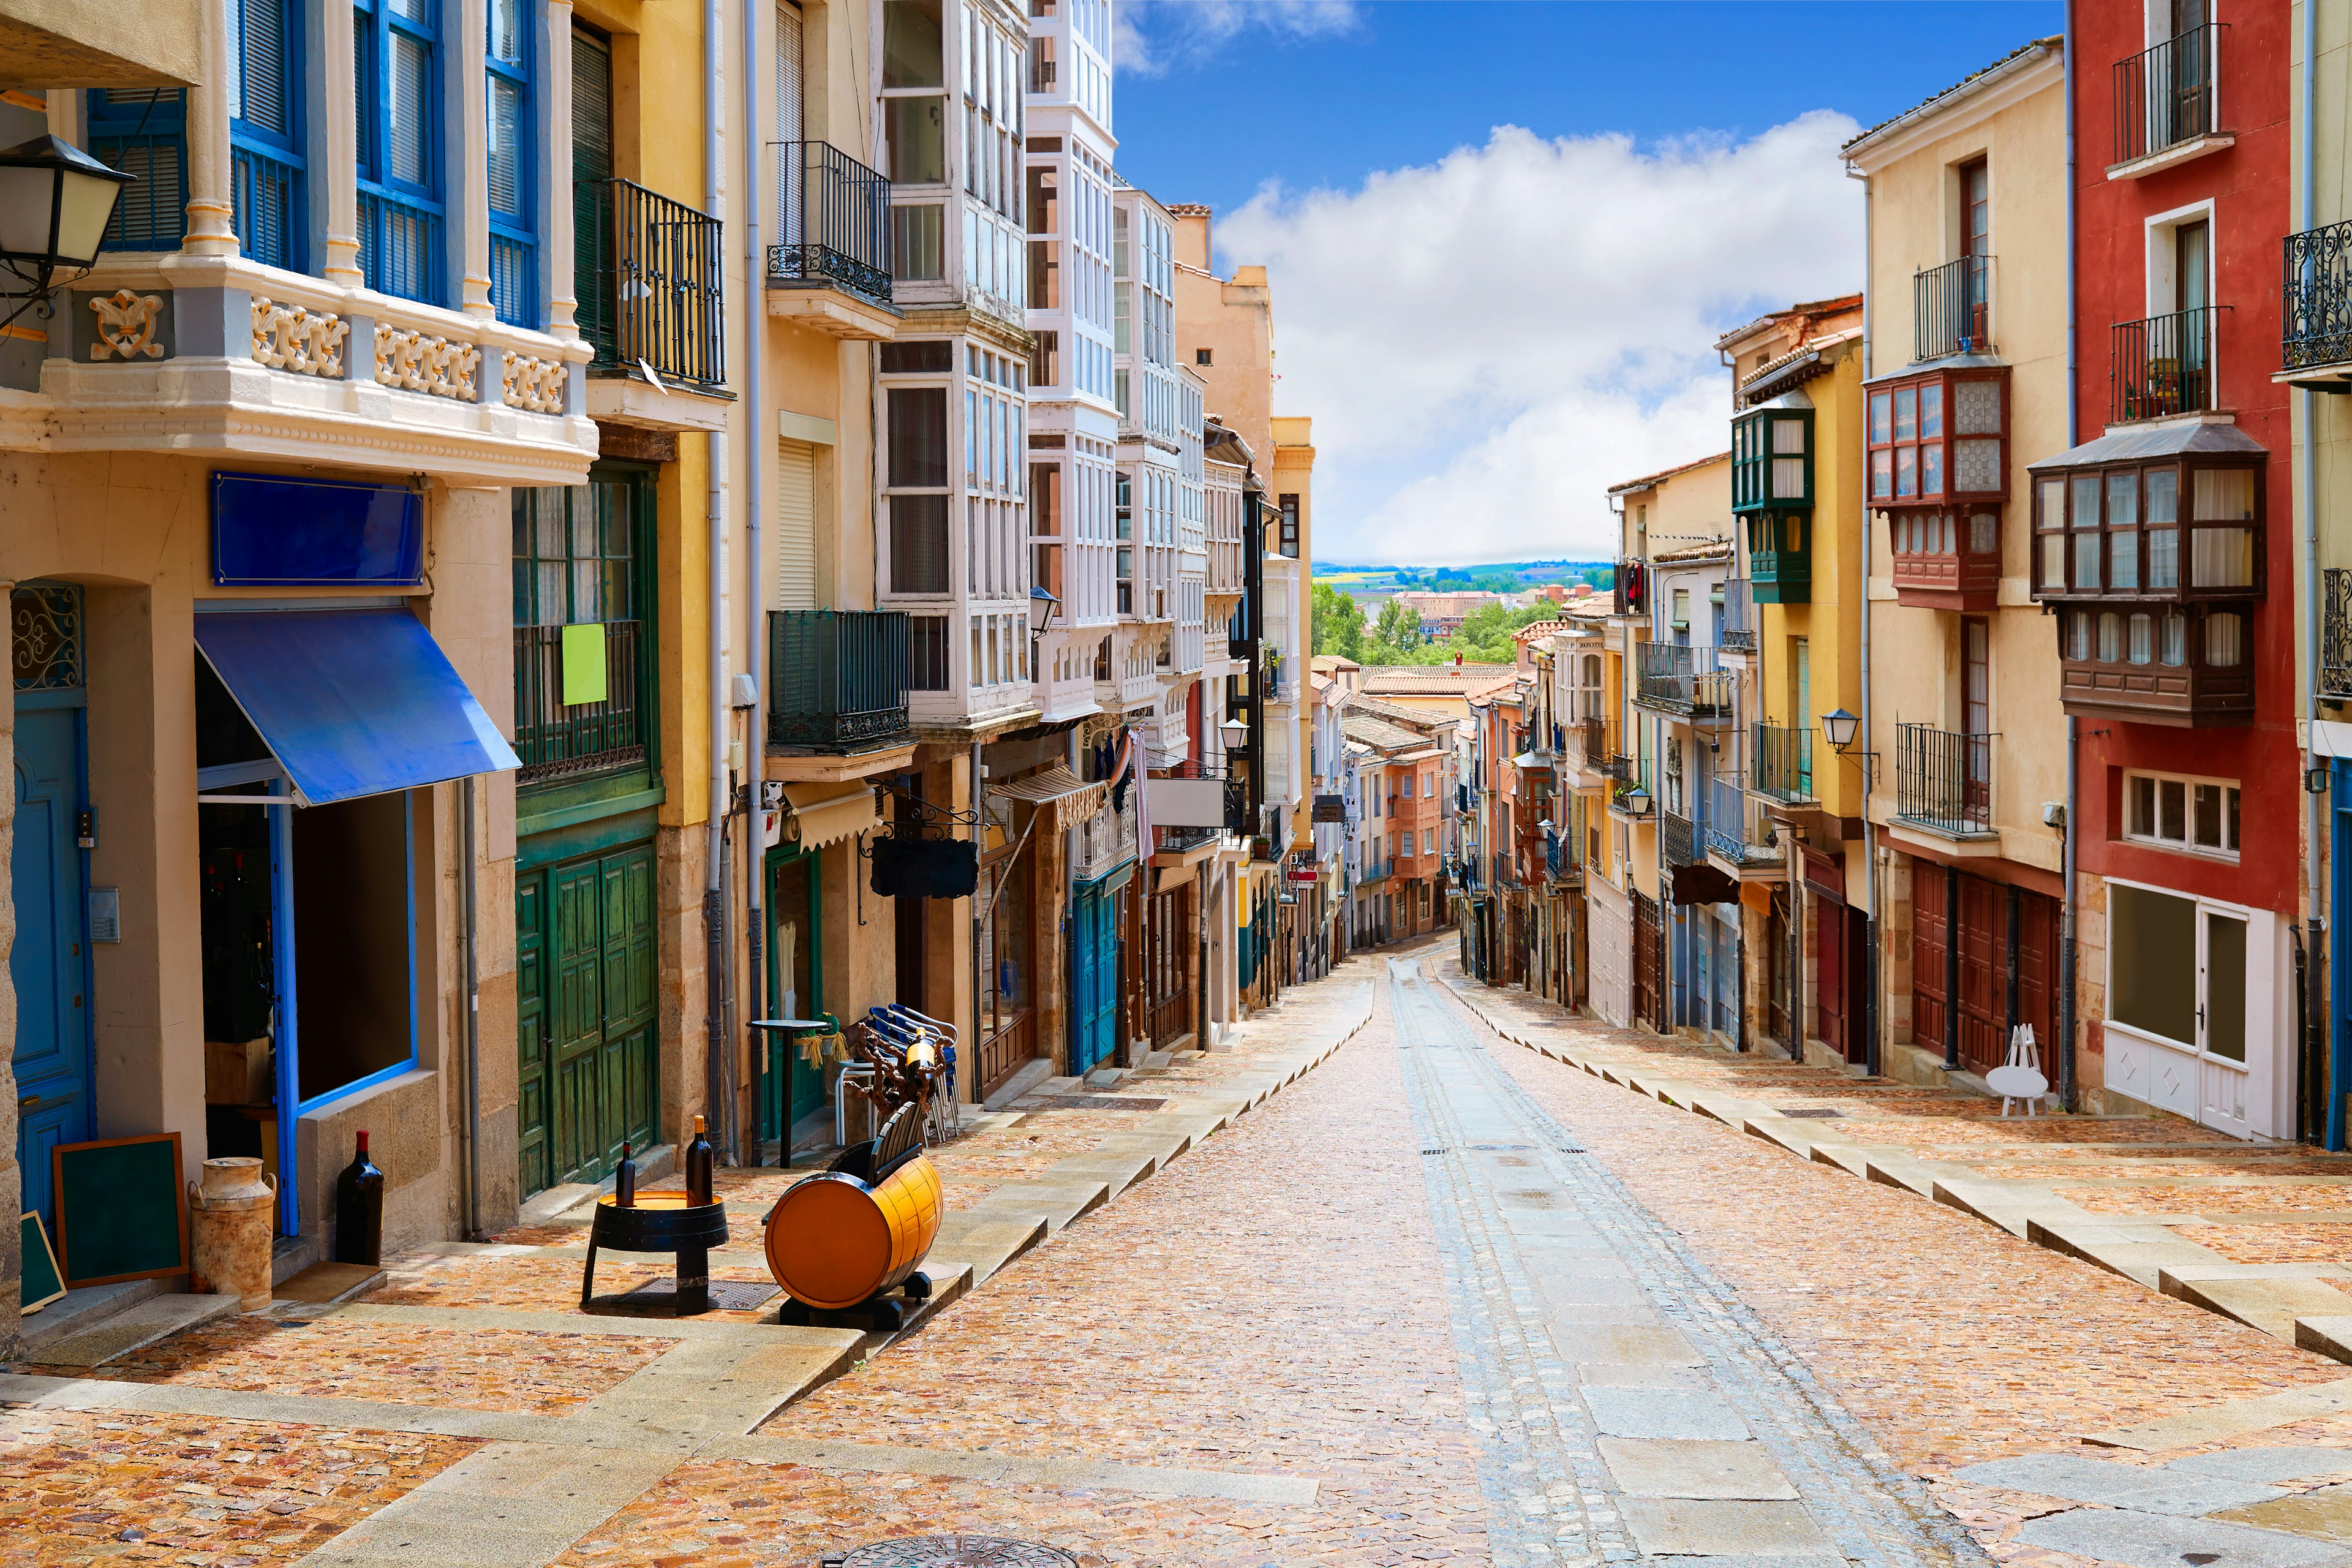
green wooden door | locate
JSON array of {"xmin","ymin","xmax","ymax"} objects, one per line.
[{"xmin": 517, "ymin": 841, "xmax": 658, "ymax": 1196}]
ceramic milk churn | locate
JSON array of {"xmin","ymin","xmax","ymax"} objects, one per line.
[{"xmin": 188, "ymin": 1156, "xmax": 276, "ymax": 1310}]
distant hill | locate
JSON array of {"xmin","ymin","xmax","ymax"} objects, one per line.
[{"xmin": 1316, "ymin": 560, "xmax": 1615, "ymax": 602}]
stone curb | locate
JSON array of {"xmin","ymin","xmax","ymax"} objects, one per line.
[{"xmin": 1436, "ymin": 973, "xmax": 2352, "ymax": 1374}]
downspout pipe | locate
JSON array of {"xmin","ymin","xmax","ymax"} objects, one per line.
[
  {"xmin": 2304, "ymin": 0, "xmax": 2335, "ymax": 1148},
  {"xmin": 703, "ymin": 0, "xmax": 728, "ymax": 1153},
  {"xmin": 741, "ymin": 0, "xmax": 767, "ymax": 1113},
  {"xmin": 461, "ymin": 777, "xmax": 481, "ymax": 1238},
  {"xmin": 2059, "ymin": 10, "xmax": 2083, "ymax": 1113},
  {"xmin": 1850, "ymin": 157, "xmax": 1881, "ymax": 1078}
]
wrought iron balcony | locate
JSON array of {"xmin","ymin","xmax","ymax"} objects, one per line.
[
  {"xmin": 1612, "ymin": 559, "xmax": 1646, "ymax": 617},
  {"xmin": 1156, "ymin": 823, "xmax": 1220, "ymax": 855},
  {"xmin": 767, "ymin": 141, "xmax": 893, "ymax": 304},
  {"xmin": 514, "ymin": 619, "xmax": 646, "ymax": 785},
  {"xmin": 2326, "ymin": 570, "xmax": 2352, "ymax": 701},
  {"xmin": 767, "ymin": 609, "xmax": 911, "ymax": 752},
  {"xmin": 1719, "ymin": 578, "xmax": 1755, "ymax": 652},
  {"xmin": 1634, "ymin": 643, "xmax": 1735, "ymax": 719},
  {"xmin": 1703, "ymin": 776, "xmax": 1779, "ymax": 867},
  {"xmin": 2285, "ymin": 221, "xmax": 2352, "ymax": 374},
  {"xmin": 2113, "ymin": 24, "xmax": 2222, "ymax": 168},
  {"xmin": 1660, "ymin": 809, "xmax": 1699, "ymax": 869},
  {"xmin": 1751, "ymin": 722, "xmax": 1814, "ymax": 804},
  {"xmin": 1914, "ymin": 255, "xmax": 1994, "ymax": 360},
  {"xmin": 578, "ymin": 178, "xmax": 726, "ymax": 391},
  {"xmin": 1895, "ymin": 723, "xmax": 1994, "ymax": 837},
  {"xmin": 2113, "ymin": 307, "xmax": 2222, "ymax": 423}
]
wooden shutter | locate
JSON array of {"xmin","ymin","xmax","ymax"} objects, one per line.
[{"xmin": 775, "ymin": 439, "xmax": 819, "ymax": 609}]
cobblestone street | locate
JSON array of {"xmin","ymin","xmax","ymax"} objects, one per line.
[{"xmin": 13, "ymin": 948, "xmax": 2352, "ymax": 1567}]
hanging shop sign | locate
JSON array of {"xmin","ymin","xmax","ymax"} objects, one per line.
[{"xmin": 212, "ymin": 473, "xmax": 424, "ymax": 587}]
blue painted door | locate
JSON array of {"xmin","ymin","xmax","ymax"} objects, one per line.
[
  {"xmin": 1071, "ymin": 879, "xmax": 1119, "ymax": 1075},
  {"xmin": 12, "ymin": 704, "xmax": 91, "ymax": 1229}
]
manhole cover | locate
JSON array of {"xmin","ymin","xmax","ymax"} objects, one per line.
[
  {"xmin": 613, "ymin": 1278, "xmax": 780, "ymax": 1311},
  {"xmin": 831, "ymin": 1537, "xmax": 1077, "ymax": 1567}
]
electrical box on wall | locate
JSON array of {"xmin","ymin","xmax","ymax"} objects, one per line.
[{"xmin": 90, "ymin": 887, "xmax": 120, "ymax": 943}]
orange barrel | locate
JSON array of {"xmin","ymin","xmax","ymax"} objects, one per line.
[{"xmin": 764, "ymin": 1155, "xmax": 943, "ymax": 1310}]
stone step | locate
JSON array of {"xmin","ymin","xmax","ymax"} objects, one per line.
[{"xmin": 25, "ymin": 1291, "xmax": 246, "ymax": 1369}]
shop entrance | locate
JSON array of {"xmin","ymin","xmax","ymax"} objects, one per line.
[{"xmin": 516, "ymin": 842, "xmax": 657, "ymax": 1196}]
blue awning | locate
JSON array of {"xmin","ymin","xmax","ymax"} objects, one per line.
[{"xmin": 195, "ymin": 608, "xmax": 519, "ymax": 805}]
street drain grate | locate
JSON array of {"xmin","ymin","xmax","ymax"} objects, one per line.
[
  {"xmin": 614, "ymin": 1278, "xmax": 780, "ymax": 1311},
  {"xmin": 1466, "ymin": 1143, "xmax": 1535, "ymax": 1151},
  {"xmin": 826, "ymin": 1537, "xmax": 1078, "ymax": 1567},
  {"xmin": 1035, "ymin": 1095, "xmax": 1167, "ymax": 1112},
  {"xmin": 1778, "ymin": 1107, "xmax": 1845, "ymax": 1119}
]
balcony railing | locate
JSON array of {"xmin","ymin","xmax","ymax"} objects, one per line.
[
  {"xmin": 768, "ymin": 141, "xmax": 893, "ymax": 306},
  {"xmin": 2113, "ymin": 306, "xmax": 2220, "ymax": 423},
  {"xmin": 1751, "ymin": 722, "xmax": 1814, "ymax": 804},
  {"xmin": 515, "ymin": 620, "xmax": 644, "ymax": 784},
  {"xmin": 1719, "ymin": 578, "xmax": 1755, "ymax": 652},
  {"xmin": 767, "ymin": 609, "xmax": 910, "ymax": 751},
  {"xmin": 2326, "ymin": 570, "xmax": 2352, "ymax": 700},
  {"xmin": 1634, "ymin": 643, "xmax": 1735, "ymax": 717},
  {"xmin": 1156, "ymin": 823, "xmax": 1219, "ymax": 855},
  {"xmin": 1703, "ymin": 775, "xmax": 1779, "ymax": 866},
  {"xmin": 1613, "ymin": 559, "xmax": 1646, "ymax": 617},
  {"xmin": 2285, "ymin": 221, "xmax": 2352, "ymax": 372},
  {"xmin": 1577, "ymin": 715, "xmax": 1621, "ymax": 774},
  {"xmin": 1661, "ymin": 809, "xmax": 1699, "ymax": 869},
  {"xmin": 579, "ymin": 177, "xmax": 726, "ymax": 390},
  {"xmin": 2114, "ymin": 24, "xmax": 2222, "ymax": 167},
  {"xmin": 1895, "ymin": 723, "xmax": 1994, "ymax": 837},
  {"xmin": 1915, "ymin": 254, "xmax": 1993, "ymax": 360}
]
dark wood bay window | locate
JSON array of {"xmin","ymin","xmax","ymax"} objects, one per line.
[
  {"xmin": 2029, "ymin": 447, "xmax": 2262, "ymax": 726},
  {"xmin": 1871, "ymin": 366, "xmax": 2008, "ymax": 612}
]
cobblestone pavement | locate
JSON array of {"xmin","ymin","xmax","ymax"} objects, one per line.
[{"xmin": 22, "ymin": 946, "xmax": 2352, "ymax": 1568}]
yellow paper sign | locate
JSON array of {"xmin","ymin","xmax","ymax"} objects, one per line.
[{"xmin": 561, "ymin": 622, "xmax": 608, "ymax": 706}]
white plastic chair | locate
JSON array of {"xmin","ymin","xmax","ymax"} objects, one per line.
[{"xmin": 1985, "ymin": 1023, "xmax": 2049, "ymax": 1116}]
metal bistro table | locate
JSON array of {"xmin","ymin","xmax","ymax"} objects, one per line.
[{"xmin": 750, "ymin": 1016, "xmax": 839, "ymax": 1167}]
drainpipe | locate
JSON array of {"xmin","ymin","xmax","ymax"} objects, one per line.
[
  {"xmin": 1855, "ymin": 161, "xmax": 1882, "ymax": 1078},
  {"xmin": 461, "ymin": 776, "xmax": 481, "ymax": 1238},
  {"xmin": 703, "ymin": 0, "xmax": 728, "ymax": 1150},
  {"xmin": 2304, "ymin": 0, "xmax": 2334, "ymax": 1147},
  {"xmin": 2059, "ymin": 11, "xmax": 2084, "ymax": 1115},
  {"xmin": 741, "ymin": 0, "xmax": 767, "ymax": 1099}
]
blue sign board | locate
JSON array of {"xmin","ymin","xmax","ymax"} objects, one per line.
[{"xmin": 211, "ymin": 472, "xmax": 424, "ymax": 587}]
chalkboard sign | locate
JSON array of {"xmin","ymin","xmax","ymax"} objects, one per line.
[
  {"xmin": 54, "ymin": 1133, "xmax": 187, "ymax": 1287},
  {"xmin": 20, "ymin": 1212, "xmax": 64, "ymax": 1313}
]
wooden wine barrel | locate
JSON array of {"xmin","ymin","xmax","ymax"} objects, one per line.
[{"xmin": 763, "ymin": 1153, "xmax": 942, "ymax": 1311}]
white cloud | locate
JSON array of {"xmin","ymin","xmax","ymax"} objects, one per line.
[
  {"xmin": 1114, "ymin": 0, "xmax": 1360, "ymax": 77},
  {"xmin": 1214, "ymin": 113, "xmax": 1867, "ymax": 565}
]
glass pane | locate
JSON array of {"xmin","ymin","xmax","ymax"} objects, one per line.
[
  {"xmin": 488, "ymin": 0, "xmax": 522, "ymax": 61},
  {"xmin": 1771, "ymin": 417, "xmax": 1804, "ymax": 454},
  {"xmin": 2193, "ymin": 782, "xmax": 2222, "ymax": 847},
  {"xmin": 883, "ymin": 0, "xmax": 943, "ymax": 86},
  {"xmin": 2193, "ymin": 467, "xmax": 2256, "ymax": 521},
  {"xmin": 2131, "ymin": 774, "xmax": 2155, "ymax": 835},
  {"xmin": 1869, "ymin": 392, "xmax": 1890, "ymax": 445},
  {"xmin": 2206, "ymin": 611, "xmax": 2244, "ymax": 667},
  {"xmin": 488, "ymin": 77, "xmax": 523, "ymax": 218},
  {"xmin": 889, "ymin": 494, "xmax": 949, "ymax": 594},
  {"xmin": 2110, "ymin": 529, "xmax": 2139, "ymax": 590},
  {"xmin": 2105, "ymin": 472, "xmax": 2139, "ymax": 527},
  {"xmin": 2149, "ymin": 527, "xmax": 2179, "ymax": 589},
  {"xmin": 2162, "ymin": 611, "xmax": 2187, "ymax": 666},
  {"xmin": 1922, "ymin": 442, "xmax": 1943, "ymax": 497},
  {"xmin": 2190, "ymin": 527, "xmax": 2255, "ymax": 588},
  {"xmin": 2110, "ymin": 883, "xmax": 2198, "ymax": 1048},
  {"xmin": 2146, "ymin": 467, "xmax": 2179, "ymax": 523},
  {"xmin": 1773, "ymin": 456, "xmax": 1804, "ymax": 497},
  {"xmin": 1895, "ymin": 446, "xmax": 1917, "ymax": 497},
  {"xmin": 1970, "ymin": 511, "xmax": 1997, "ymax": 553},
  {"xmin": 2067, "ymin": 610, "xmax": 2090, "ymax": 661},
  {"xmin": 2075, "ymin": 530, "xmax": 2101, "ymax": 590},
  {"xmin": 1872, "ymin": 448, "xmax": 1892, "ymax": 499},
  {"xmin": 888, "ymin": 386, "xmax": 948, "ymax": 485},
  {"xmin": 2160, "ymin": 778, "xmax": 2185, "ymax": 840},
  {"xmin": 2038, "ymin": 475, "xmax": 2067, "ymax": 530},
  {"xmin": 2204, "ymin": 912, "xmax": 2247, "ymax": 1062},
  {"xmin": 239, "ymin": 0, "xmax": 289, "ymax": 133},
  {"xmin": 2040, "ymin": 533, "xmax": 2066, "ymax": 589},
  {"xmin": 887, "ymin": 95, "xmax": 945, "ymax": 184},
  {"xmin": 2228, "ymin": 786, "xmax": 2241, "ymax": 850},
  {"xmin": 2128, "ymin": 612, "xmax": 2152, "ymax": 664},
  {"xmin": 1920, "ymin": 382, "xmax": 1943, "ymax": 439},
  {"xmin": 1894, "ymin": 387, "xmax": 1916, "ymax": 442},
  {"xmin": 892, "ymin": 202, "xmax": 944, "ymax": 279},
  {"xmin": 390, "ymin": 33, "xmax": 431, "ymax": 187},
  {"xmin": 2071, "ymin": 474, "xmax": 2102, "ymax": 528},
  {"xmin": 2098, "ymin": 611, "xmax": 2120, "ymax": 662}
]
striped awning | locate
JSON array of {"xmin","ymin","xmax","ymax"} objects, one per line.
[
  {"xmin": 783, "ymin": 780, "xmax": 879, "ymax": 850},
  {"xmin": 990, "ymin": 763, "xmax": 1107, "ymax": 820}
]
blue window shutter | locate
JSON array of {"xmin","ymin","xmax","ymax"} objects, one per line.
[
  {"xmin": 229, "ymin": 0, "xmax": 305, "ymax": 270},
  {"xmin": 485, "ymin": 0, "xmax": 535, "ymax": 326},
  {"xmin": 88, "ymin": 89, "xmax": 188, "ymax": 251}
]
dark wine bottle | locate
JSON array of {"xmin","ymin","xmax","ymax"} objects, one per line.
[
  {"xmin": 614, "ymin": 1140, "xmax": 636, "ymax": 1207},
  {"xmin": 334, "ymin": 1131, "xmax": 384, "ymax": 1265},
  {"xmin": 684, "ymin": 1115, "xmax": 714, "ymax": 1207}
]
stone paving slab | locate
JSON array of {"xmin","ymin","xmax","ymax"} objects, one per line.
[
  {"xmin": 1581, "ymin": 1385, "xmax": 1754, "ymax": 1441},
  {"xmin": 2166, "ymin": 1275, "xmax": 2352, "ymax": 1340},
  {"xmin": 1619, "ymin": 1497, "xmax": 1837, "ymax": 1555},
  {"xmin": 2173, "ymin": 1448, "xmax": 2352, "ymax": 1483},
  {"xmin": 708, "ymin": 1433, "xmax": 1321, "ymax": 1503},
  {"xmin": 2019, "ymin": 1507, "xmax": 2352, "ymax": 1568},
  {"xmin": 2223, "ymin": 1487, "xmax": 2352, "ymax": 1544},
  {"xmin": 1599, "ymin": 1436, "xmax": 1801, "ymax": 1499},
  {"xmin": 290, "ymin": 1441, "xmax": 684, "ymax": 1568},
  {"xmin": 2087, "ymin": 1382, "xmax": 2352, "ymax": 1452},
  {"xmin": 26, "ymin": 1289, "xmax": 245, "ymax": 1368},
  {"xmin": 1954, "ymin": 1451, "xmax": 2287, "ymax": 1515}
]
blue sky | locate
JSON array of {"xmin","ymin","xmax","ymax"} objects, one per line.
[{"xmin": 1108, "ymin": 1, "xmax": 2068, "ymax": 565}]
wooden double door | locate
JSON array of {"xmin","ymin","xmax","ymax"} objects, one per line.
[
  {"xmin": 517, "ymin": 841, "xmax": 658, "ymax": 1197},
  {"xmin": 1913, "ymin": 863, "xmax": 2059, "ymax": 1077}
]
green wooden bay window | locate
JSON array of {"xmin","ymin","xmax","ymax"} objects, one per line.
[{"xmin": 1733, "ymin": 405, "xmax": 1813, "ymax": 604}]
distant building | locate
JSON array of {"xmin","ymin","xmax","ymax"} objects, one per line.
[{"xmin": 1390, "ymin": 589, "xmax": 1509, "ymax": 638}]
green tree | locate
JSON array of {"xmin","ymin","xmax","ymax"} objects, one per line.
[
  {"xmin": 1370, "ymin": 597, "xmax": 1424, "ymax": 660},
  {"xmin": 1310, "ymin": 581, "xmax": 1366, "ymax": 662}
]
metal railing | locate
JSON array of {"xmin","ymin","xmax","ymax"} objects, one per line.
[
  {"xmin": 767, "ymin": 609, "xmax": 910, "ymax": 750},
  {"xmin": 1703, "ymin": 775, "xmax": 1777, "ymax": 865},
  {"xmin": 1751, "ymin": 722, "xmax": 1814, "ymax": 803},
  {"xmin": 1895, "ymin": 723, "xmax": 1994, "ymax": 837},
  {"xmin": 1719, "ymin": 578, "xmax": 1755, "ymax": 652},
  {"xmin": 1492, "ymin": 850, "xmax": 1517, "ymax": 891},
  {"xmin": 2285, "ymin": 221, "xmax": 2352, "ymax": 371},
  {"xmin": 1612, "ymin": 559, "xmax": 1645, "ymax": 617},
  {"xmin": 1635, "ymin": 643, "xmax": 1735, "ymax": 717},
  {"xmin": 1661, "ymin": 809, "xmax": 1699, "ymax": 869},
  {"xmin": 2112, "ymin": 306, "xmax": 2220, "ymax": 423},
  {"xmin": 2114, "ymin": 24, "xmax": 2221, "ymax": 166},
  {"xmin": 2325, "ymin": 568, "xmax": 2352, "ymax": 699},
  {"xmin": 767, "ymin": 141, "xmax": 892, "ymax": 305},
  {"xmin": 1155, "ymin": 823, "xmax": 1219, "ymax": 854},
  {"xmin": 1575, "ymin": 713, "xmax": 1615, "ymax": 771},
  {"xmin": 1915, "ymin": 254, "xmax": 1994, "ymax": 359},
  {"xmin": 579, "ymin": 177, "xmax": 726, "ymax": 390},
  {"xmin": 514, "ymin": 620, "xmax": 644, "ymax": 783}
]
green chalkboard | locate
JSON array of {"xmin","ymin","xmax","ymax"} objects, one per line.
[
  {"xmin": 54, "ymin": 1133, "xmax": 187, "ymax": 1287},
  {"xmin": 20, "ymin": 1212, "xmax": 64, "ymax": 1312}
]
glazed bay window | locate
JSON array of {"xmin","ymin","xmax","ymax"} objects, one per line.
[
  {"xmin": 881, "ymin": 341, "xmax": 952, "ymax": 597},
  {"xmin": 883, "ymin": 0, "xmax": 945, "ymax": 281},
  {"xmin": 1872, "ymin": 368, "xmax": 2007, "ymax": 611},
  {"xmin": 1732, "ymin": 405, "xmax": 1814, "ymax": 603}
]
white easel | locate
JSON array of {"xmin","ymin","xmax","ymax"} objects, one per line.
[{"xmin": 1985, "ymin": 1023, "xmax": 2049, "ymax": 1116}]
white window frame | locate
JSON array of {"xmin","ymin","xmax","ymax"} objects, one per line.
[{"xmin": 2119, "ymin": 766, "xmax": 2241, "ymax": 861}]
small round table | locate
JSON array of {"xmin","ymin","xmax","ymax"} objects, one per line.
[
  {"xmin": 750, "ymin": 1016, "xmax": 838, "ymax": 1168},
  {"xmin": 579, "ymin": 1191, "xmax": 729, "ymax": 1313}
]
